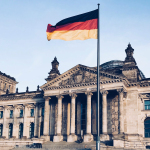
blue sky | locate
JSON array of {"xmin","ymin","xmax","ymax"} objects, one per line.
[{"xmin": 0, "ymin": 0, "xmax": 150, "ymax": 92}]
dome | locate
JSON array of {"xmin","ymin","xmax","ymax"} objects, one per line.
[
  {"xmin": 100, "ymin": 60, "xmax": 124, "ymax": 69},
  {"xmin": 100, "ymin": 60, "xmax": 145, "ymax": 79}
]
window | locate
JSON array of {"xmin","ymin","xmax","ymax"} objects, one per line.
[
  {"xmin": 30, "ymin": 109, "xmax": 34, "ymax": 117},
  {"xmin": 8, "ymin": 85, "xmax": 11, "ymax": 91},
  {"xmin": 0, "ymin": 111, "xmax": 3, "ymax": 118},
  {"xmin": 8, "ymin": 123, "xmax": 13, "ymax": 139},
  {"xmin": 41, "ymin": 108, "xmax": 44, "ymax": 116},
  {"xmin": 29, "ymin": 122, "xmax": 34, "ymax": 138},
  {"xmin": 20, "ymin": 109, "xmax": 23, "ymax": 117},
  {"xmin": 145, "ymin": 100, "xmax": 150, "ymax": 110},
  {"xmin": 4, "ymin": 83, "xmax": 6, "ymax": 90},
  {"xmin": 10, "ymin": 110, "xmax": 13, "ymax": 118},
  {"xmin": 40, "ymin": 122, "xmax": 43, "ymax": 136},
  {"xmin": 19, "ymin": 123, "xmax": 23, "ymax": 139},
  {"xmin": 145, "ymin": 118, "xmax": 150, "ymax": 137},
  {"xmin": 0, "ymin": 124, "xmax": 3, "ymax": 137}
]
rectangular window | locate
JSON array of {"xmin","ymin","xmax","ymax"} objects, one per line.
[
  {"xmin": 0, "ymin": 111, "xmax": 3, "ymax": 118},
  {"xmin": 20, "ymin": 109, "xmax": 23, "ymax": 117},
  {"xmin": 0, "ymin": 124, "xmax": 3, "ymax": 137},
  {"xmin": 145, "ymin": 100, "xmax": 150, "ymax": 110},
  {"xmin": 41, "ymin": 108, "xmax": 44, "ymax": 116},
  {"xmin": 10, "ymin": 110, "xmax": 13, "ymax": 118},
  {"xmin": 30, "ymin": 109, "xmax": 34, "ymax": 117}
]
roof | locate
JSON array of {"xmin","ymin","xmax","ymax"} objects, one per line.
[{"xmin": 0, "ymin": 71, "xmax": 16, "ymax": 81}]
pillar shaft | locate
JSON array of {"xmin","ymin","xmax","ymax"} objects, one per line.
[
  {"xmin": 3, "ymin": 106, "xmax": 8, "ymax": 138},
  {"xmin": 70, "ymin": 93, "xmax": 77, "ymax": 135},
  {"xmin": 102, "ymin": 90, "xmax": 108, "ymax": 134},
  {"xmin": 43, "ymin": 97, "xmax": 50, "ymax": 136},
  {"xmin": 117, "ymin": 89, "xmax": 124, "ymax": 133},
  {"xmin": 85, "ymin": 92, "xmax": 93, "ymax": 134},
  {"xmin": 23, "ymin": 104, "xmax": 28, "ymax": 138},
  {"xmin": 56, "ymin": 95, "xmax": 63, "ymax": 135},
  {"xmin": 34, "ymin": 103, "xmax": 39, "ymax": 137},
  {"xmin": 13, "ymin": 105, "xmax": 18, "ymax": 138}
]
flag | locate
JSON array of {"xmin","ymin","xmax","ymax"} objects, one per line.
[{"xmin": 46, "ymin": 9, "xmax": 98, "ymax": 41}]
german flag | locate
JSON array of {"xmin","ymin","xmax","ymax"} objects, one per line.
[{"xmin": 46, "ymin": 9, "xmax": 98, "ymax": 41}]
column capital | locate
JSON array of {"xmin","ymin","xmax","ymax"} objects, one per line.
[
  {"xmin": 34, "ymin": 103, "xmax": 39, "ymax": 107},
  {"xmin": 5, "ymin": 105, "xmax": 14, "ymax": 110},
  {"xmin": 117, "ymin": 88, "xmax": 124, "ymax": 94},
  {"xmin": 100, "ymin": 90, "xmax": 108, "ymax": 95},
  {"xmin": 23, "ymin": 103, "xmax": 29, "ymax": 107},
  {"xmin": 15, "ymin": 104, "xmax": 24, "ymax": 110},
  {"xmin": 69, "ymin": 93, "xmax": 77, "ymax": 99},
  {"xmin": 43, "ymin": 96, "xmax": 51, "ymax": 101},
  {"xmin": 0, "ymin": 106, "xmax": 4, "ymax": 110},
  {"xmin": 56, "ymin": 95, "xmax": 64, "ymax": 100},
  {"xmin": 39, "ymin": 102, "xmax": 45, "ymax": 107},
  {"xmin": 85, "ymin": 91, "xmax": 93, "ymax": 96}
]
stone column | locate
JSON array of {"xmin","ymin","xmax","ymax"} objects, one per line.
[
  {"xmin": 42, "ymin": 96, "xmax": 50, "ymax": 141},
  {"xmin": 101, "ymin": 90, "xmax": 108, "ymax": 134},
  {"xmin": 12, "ymin": 105, "xmax": 18, "ymax": 138},
  {"xmin": 67, "ymin": 93, "xmax": 77, "ymax": 142},
  {"xmin": 84, "ymin": 92, "xmax": 93, "ymax": 142},
  {"xmin": 117, "ymin": 89, "xmax": 124, "ymax": 134},
  {"xmin": 34, "ymin": 103, "xmax": 39, "ymax": 138},
  {"xmin": 23, "ymin": 104, "xmax": 28, "ymax": 139},
  {"xmin": 53, "ymin": 95, "xmax": 64, "ymax": 142},
  {"xmin": 3, "ymin": 106, "xmax": 8, "ymax": 139}
]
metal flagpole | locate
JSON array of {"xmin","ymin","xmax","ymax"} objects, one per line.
[{"xmin": 96, "ymin": 3, "xmax": 100, "ymax": 150}]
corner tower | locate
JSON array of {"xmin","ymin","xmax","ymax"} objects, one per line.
[
  {"xmin": 124, "ymin": 43, "xmax": 136, "ymax": 67},
  {"xmin": 122, "ymin": 43, "xmax": 138, "ymax": 82},
  {"xmin": 46, "ymin": 57, "xmax": 60, "ymax": 81}
]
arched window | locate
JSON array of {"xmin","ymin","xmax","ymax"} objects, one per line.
[
  {"xmin": 144, "ymin": 117, "xmax": 150, "ymax": 137},
  {"xmin": 0, "ymin": 124, "xmax": 3, "ymax": 137},
  {"xmin": 4, "ymin": 83, "xmax": 6, "ymax": 91},
  {"xmin": 29, "ymin": 122, "xmax": 34, "ymax": 138},
  {"xmin": 19, "ymin": 123, "xmax": 23, "ymax": 139},
  {"xmin": 40, "ymin": 122, "xmax": 43, "ymax": 136},
  {"xmin": 8, "ymin": 123, "xmax": 13, "ymax": 139}
]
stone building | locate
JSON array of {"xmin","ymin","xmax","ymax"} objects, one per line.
[{"xmin": 0, "ymin": 43, "xmax": 150, "ymax": 148}]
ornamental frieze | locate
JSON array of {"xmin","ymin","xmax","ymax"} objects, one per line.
[{"xmin": 59, "ymin": 70, "xmax": 97, "ymax": 86}]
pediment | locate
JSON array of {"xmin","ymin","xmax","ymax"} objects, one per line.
[{"xmin": 41, "ymin": 64, "xmax": 123, "ymax": 91}]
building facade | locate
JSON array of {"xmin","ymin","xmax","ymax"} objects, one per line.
[{"xmin": 0, "ymin": 44, "xmax": 150, "ymax": 148}]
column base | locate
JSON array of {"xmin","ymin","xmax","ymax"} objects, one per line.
[
  {"xmin": 53, "ymin": 135, "xmax": 63, "ymax": 142},
  {"xmin": 40, "ymin": 135, "xmax": 50, "ymax": 142},
  {"xmin": 67, "ymin": 134, "xmax": 77, "ymax": 142},
  {"xmin": 100, "ymin": 134, "xmax": 110, "ymax": 141},
  {"xmin": 113, "ymin": 139, "xmax": 124, "ymax": 147},
  {"xmin": 83, "ymin": 134, "xmax": 93, "ymax": 142},
  {"xmin": 22, "ymin": 136, "xmax": 27, "ymax": 139}
]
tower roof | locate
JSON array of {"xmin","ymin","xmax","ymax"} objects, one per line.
[
  {"xmin": 51, "ymin": 57, "xmax": 59, "ymax": 65},
  {"xmin": 124, "ymin": 43, "xmax": 136, "ymax": 66}
]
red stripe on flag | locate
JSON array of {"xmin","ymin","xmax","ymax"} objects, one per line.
[{"xmin": 47, "ymin": 19, "xmax": 97, "ymax": 33}]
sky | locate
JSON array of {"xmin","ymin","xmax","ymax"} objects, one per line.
[{"xmin": 0, "ymin": 0, "xmax": 150, "ymax": 92}]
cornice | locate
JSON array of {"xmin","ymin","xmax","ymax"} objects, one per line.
[
  {"xmin": 139, "ymin": 83, "xmax": 150, "ymax": 87},
  {"xmin": 0, "ymin": 92, "xmax": 43, "ymax": 101},
  {"xmin": 122, "ymin": 66, "xmax": 138, "ymax": 71},
  {"xmin": 43, "ymin": 78, "xmax": 129, "ymax": 91},
  {"xmin": 0, "ymin": 72, "xmax": 17, "ymax": 82}
]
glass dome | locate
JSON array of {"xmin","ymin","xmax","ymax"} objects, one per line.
[
  {"xmin": 100, "ymin": 60, "xmax": 145, "ymax": 79},
  {"xmin": 100, "ymin": 60, "xmax": 124, "ymax": 69}
]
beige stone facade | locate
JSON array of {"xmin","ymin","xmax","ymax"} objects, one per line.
[{"xmin": 0, "ymin": 44, "xmax": 150, "ymax": 148}]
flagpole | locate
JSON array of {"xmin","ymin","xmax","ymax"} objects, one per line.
[{"xmin": 96, "ymin": 3, "xmax": 100, "ymax": 150}]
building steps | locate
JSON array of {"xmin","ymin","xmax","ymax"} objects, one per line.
[{"xmin": 11, "ymin": 141, "xmax": 147, "ymax": 150}]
